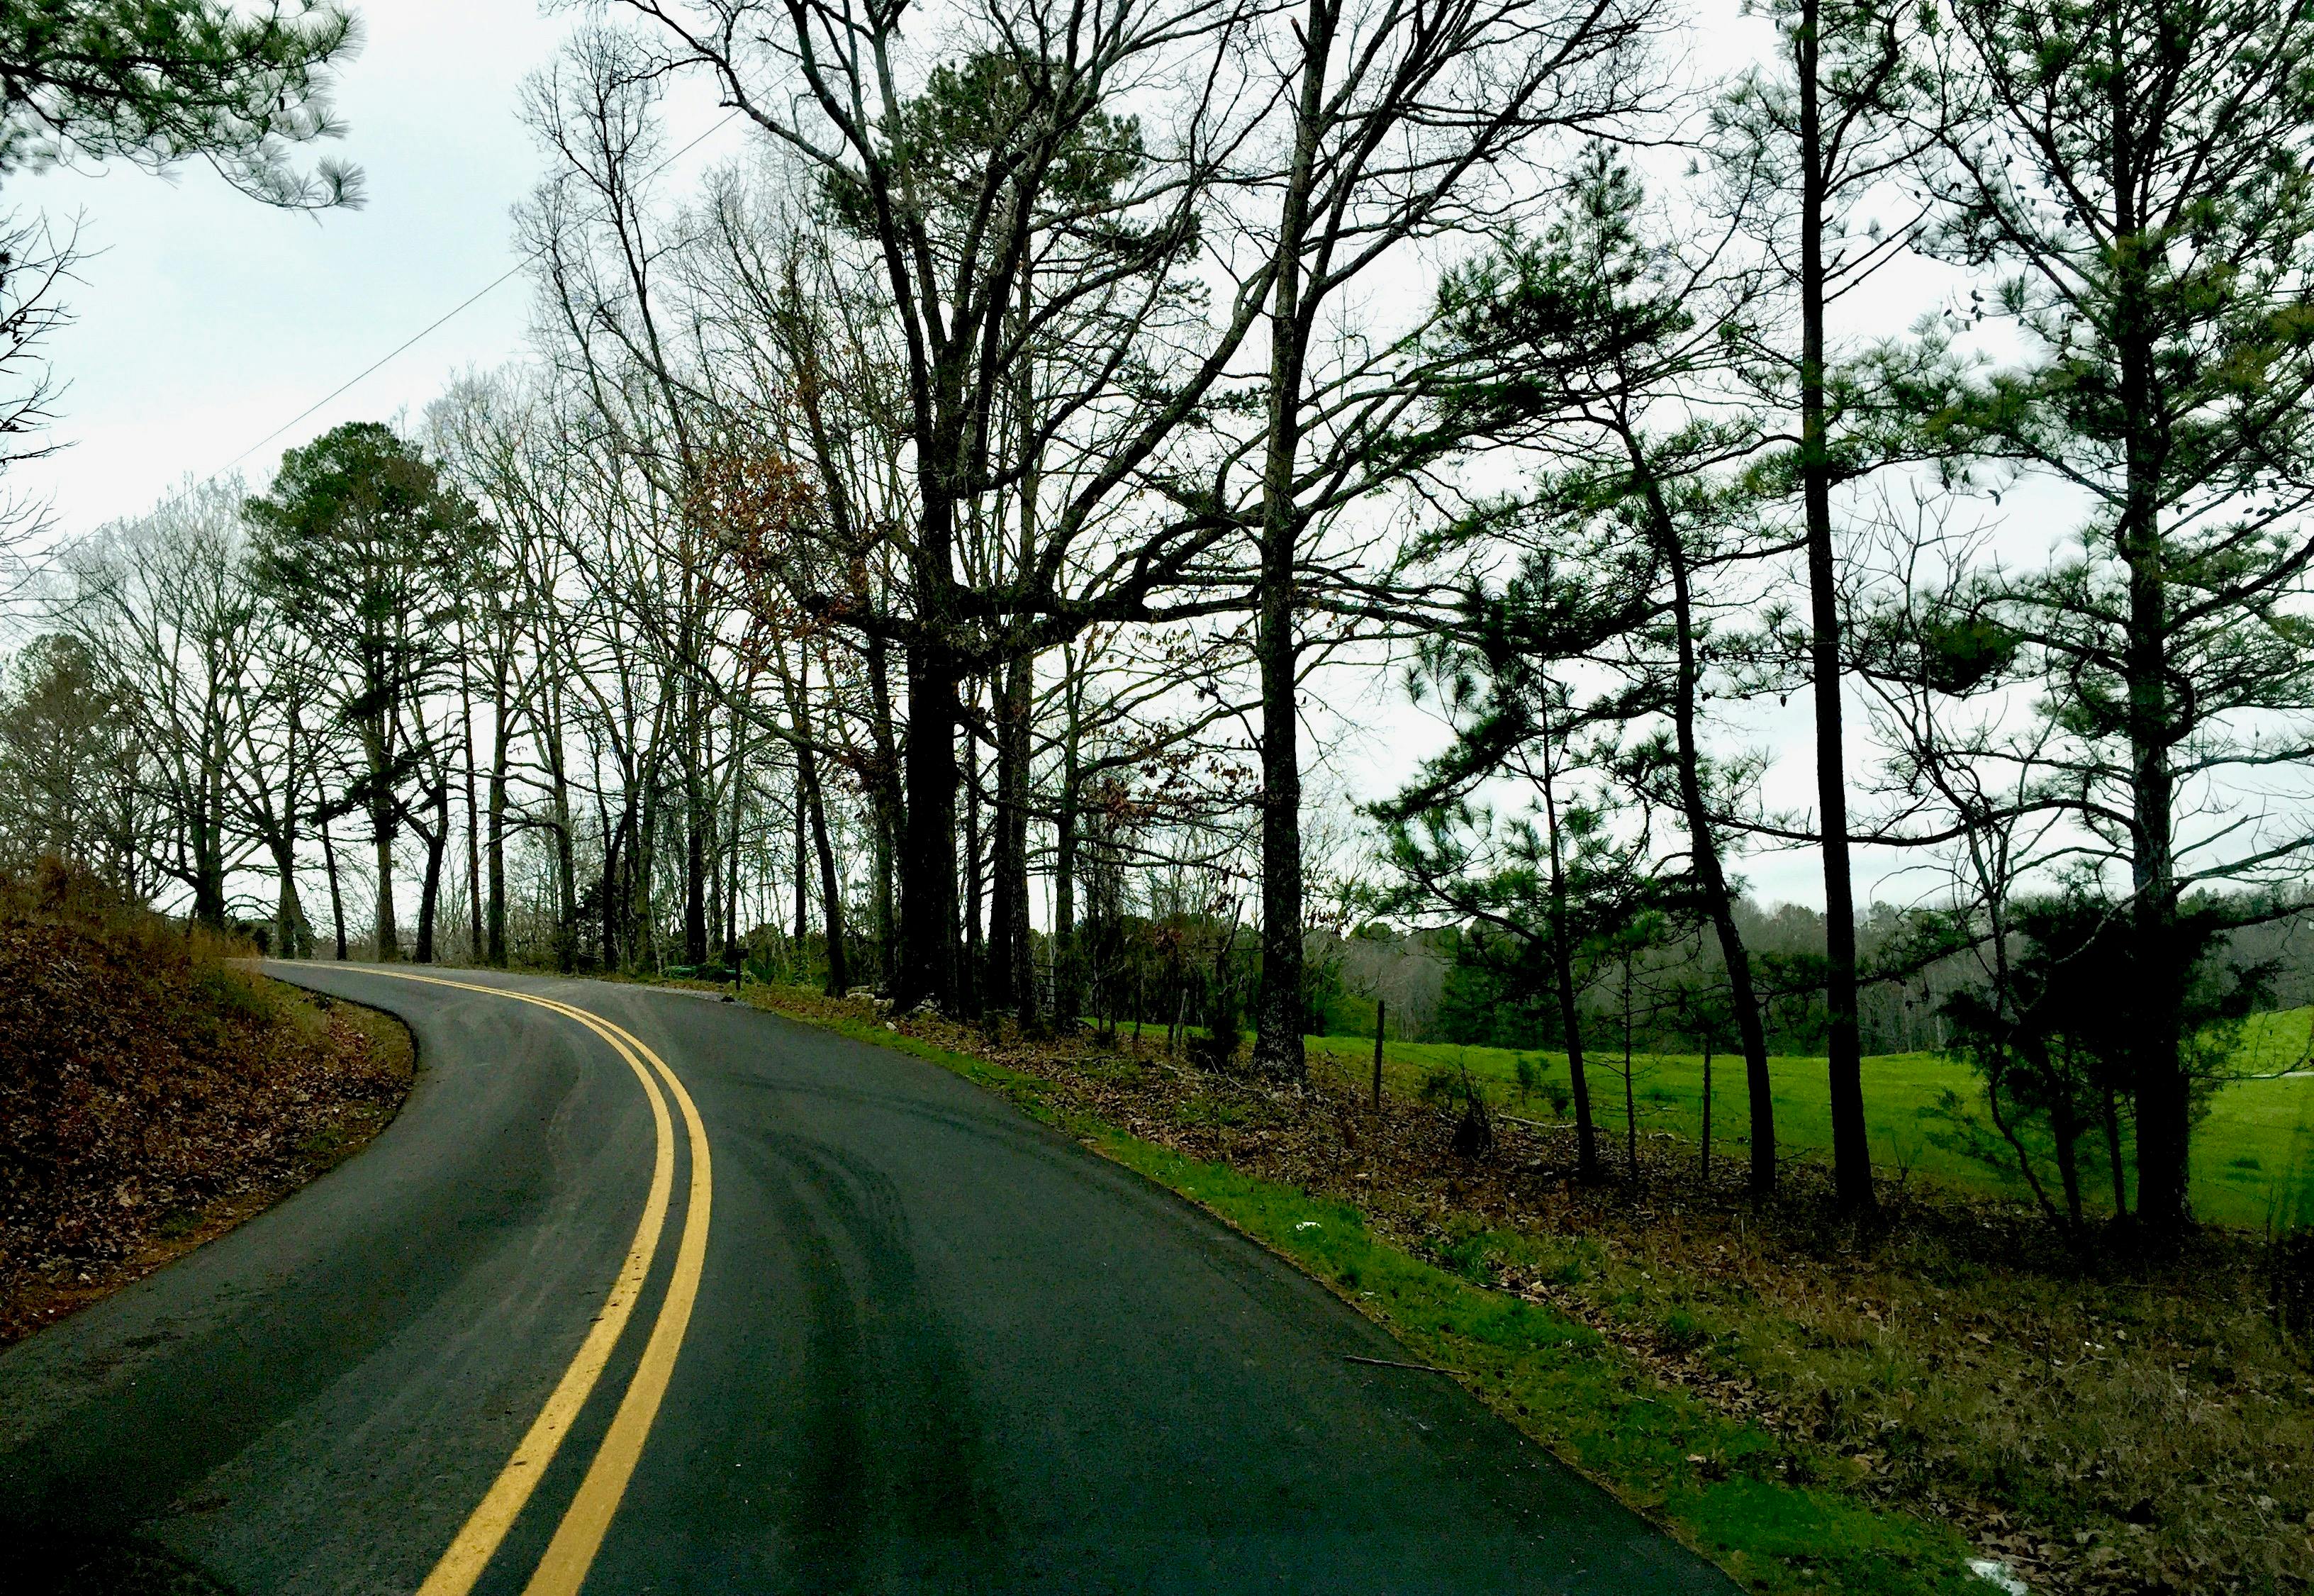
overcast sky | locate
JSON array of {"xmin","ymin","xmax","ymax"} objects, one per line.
[
  {"xmin": 7, "ymin": 1, "xmax": 744, "ymax": 537},
  {"xmin": 2, "ymin": 0, "xmax": 2013, "ymax": 915}
]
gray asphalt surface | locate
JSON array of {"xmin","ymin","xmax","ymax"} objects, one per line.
[{"xmin": 0, "ymin": 965, "xmax": 1740, "ymax": 1594}]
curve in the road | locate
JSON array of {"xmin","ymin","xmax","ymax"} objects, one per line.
[
  {"xmin": 363, "ymin": 971, "xmax": 715, "ymax": 1596},
  {"xmin": 3, "ymin": 964, "xmax": 1743, "ymax": 1595}
]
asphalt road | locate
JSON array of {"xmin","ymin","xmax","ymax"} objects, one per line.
[{"xmin": 0, "ymin": 965, "xmax": 1739, "ymax": 1595}]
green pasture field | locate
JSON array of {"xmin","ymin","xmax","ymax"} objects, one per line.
[{"xmin": 1304, "ymin": 1008, "xmax": 2314, "ymax": 1228}]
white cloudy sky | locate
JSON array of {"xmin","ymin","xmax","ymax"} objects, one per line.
[
  {"xmin": 6, "ymin": 1, "xmax": 746, "ymax": 535},
  {"xmin": 1, "ymin": 0, "xmax": 2067, "ymax": 915}
]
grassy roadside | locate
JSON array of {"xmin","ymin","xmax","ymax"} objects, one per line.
[{"xmin": 696, "ymin": 980, "xmax": 2008, "ymax": 1596}]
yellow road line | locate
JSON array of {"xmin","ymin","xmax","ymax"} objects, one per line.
[
  {"xmin": 337, "ymin": 969, "xmax": 712, "ymax": 1596},
  {"xmin": 520, "ymin": 1001, "xmax": 712, "ymax": 1596}
]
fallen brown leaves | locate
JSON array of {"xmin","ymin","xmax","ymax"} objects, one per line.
[{"xmin": 0, "ymin": 865, "xmax": 413, "ymax": 1346}]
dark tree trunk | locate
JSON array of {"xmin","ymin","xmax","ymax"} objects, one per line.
[
  {"xmin": 793, "ymin": 775, "xmax": 810, "ymax": 980},
  {"xmin": 486, "ymin": 728, "xmax": 508, "ymax": 966},
  {"xmin": 1797, "ymin": 0, "xmax": 1872, "ymax": 1211},
  {"xmin": 1537, "ymin": 701, "xmax": 1601, "ymax": 1183},
  {"xmin": 270, "ymin": 837, "xmax": 310, "ymax": 959},
  {"xmin": 866, "ymin": 627, "xmax": 903, "ymax": 995},
  {"xmin": 321, "ymin": 815, "xmax": 347, "ymax": 961},
  {"xmin": 963, "ymin": 702, "xmax": 983, "ymax": 1015},
  {"xmin": 684, "ymin": 693, "xmax": 710, "ymax": 968},
  {"xmin": 1633, "ymin": 445, "xmax": 1779, "ymax": 1197},
  {"xmin": 2052, "ymin": 1095, "xmax": 2086, "ymax": 1231},
  {"xmin": 545, "ymin": 682, "xmax": 578, "ymax": 970},
  {"xmin": 1250, "ymin": 0, "xmax": 1336, "ymax": 1082},
  {"xmin": 415, "ymin": 782, "xmax": 448, "ymax": 964},
  {"xmin": 369, "ymin": 765, "xmax": 398, "ymax": 961},
  {"xmin": 900, "ymin": 632, "xmax": 961, "ymax": 1010},
  {"xmin": 460, "ymin": 633, "xmax": 483, "ymax": 964},
  {"xmin": 988, "ymin": 650, "xmax": 1034, "ymax": 1019},
  {"xmin": 800, "ymin": 742, "xmax": 849, "ymax": 997},
  {"xmin": 1052, "ymin": 681, "xmax": 1083, "ymax": 1025}
]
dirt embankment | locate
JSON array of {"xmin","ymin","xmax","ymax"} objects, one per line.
[{"xmin": 0, "ymin": 864, "xmax": 413, "ymax": 1346}]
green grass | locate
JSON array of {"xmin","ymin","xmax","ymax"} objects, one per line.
[
  {"xmin": 749, "ymin": 990, "xmax": 1982, "ymax": 1596},
  {"xmin": 1307, "ymin": 1007, "xmax": 2314, "ymax": 1227}
]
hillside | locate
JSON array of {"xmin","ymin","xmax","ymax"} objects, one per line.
[{"xmin": 0, "ymin": 863, "xmax": 413, "ymax": 1344}]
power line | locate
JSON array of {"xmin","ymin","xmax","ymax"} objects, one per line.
[
  {"xmin": 208, "ymin": 106, "xmax": 747, "ymax": 487},
  {"xmin": 217, "ymin": 264, "xmax": 529, "ymax": 476}
]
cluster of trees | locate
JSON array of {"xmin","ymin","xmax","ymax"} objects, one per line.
[{"xmin": 5, "ymin": 0, "xmax": 2314, "ymax": 1234}]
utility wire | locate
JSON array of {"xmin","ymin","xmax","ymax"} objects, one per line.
[
  {"xmin": 217, "ymin": 265, "xmax": 529, "ymax": 476},
  {"xmin": 203, "ymin": 106, "xmax": 747, "ymax": 490}
]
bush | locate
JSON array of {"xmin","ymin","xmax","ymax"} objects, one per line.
[{"xmin": 1189, "ymin": 981, "xmax": 1244, "ymax": 1071}]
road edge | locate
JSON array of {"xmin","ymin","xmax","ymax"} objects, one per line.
[{"xmin": 704, "ymin": 983, "xmax": 1983, "ymax": 1596}]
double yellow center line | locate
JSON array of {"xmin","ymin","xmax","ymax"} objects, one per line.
[{"xmin": 357, "ymin": 971, "xmax": 712, "ymax": 1596}]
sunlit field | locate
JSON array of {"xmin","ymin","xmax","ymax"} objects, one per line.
[{"xmin": 1306, "ymin": 1008, "xmax": 2314, "ymax": 1227}]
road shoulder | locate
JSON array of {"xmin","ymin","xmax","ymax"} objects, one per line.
[{"xmin": 680, "ymin": 980, "xmax": 1981, "ymax": 1596}]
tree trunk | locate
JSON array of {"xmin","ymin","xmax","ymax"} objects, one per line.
[
  {"xmin": 866, "ymin": 625, "xmax": 902, "ymax": 994},
  {"xmin": 963, "ymin": 696, "xmax": 984, "ymax": 1014},
  {"xmin": 900, "ymin": 644, "xmax": 961, "ymax": 1009},
  {"xmin": 804, "ymin": 748, "xmax": 848, "ymax": 997},
  {"xmin": 1633, "ymin": 445, "xmax": 1779, "ymax": 1197},
  {"xmin": 684, "ymin": 702, "xmax": 710, "ymax": 968},
  {"xmin": 989, "ymin": 649, "xmax": 1034, "ymax": 1020},
  {"xmin": 2052, "ymin": 1094, "xmax": 2086, "ymax": 1231},
  {"xmin": 1251, "ymin": 0, "xmax": 1337, "ymax": 1083},
  {"xmin": 793, "ymin": 774, "xmax": 810, "ymax": 981},
  {"xmin": 269, "ymin": 837, "xmax": 311, "ymax": 959},
  {"xmin": 899, "ymin": 476, "xmax": 963, "ymax": 1009},
  {"xmin": 414, "ymin": 779, "xmax": 448, "ymax": 964},
  {"xmin": 545, "ymin": 679, "xmax": 578, "ymax": 970},
  {"xmin": 2103, "ymin": 1091, "xmax": 2130, "ymax": 1220},
  {"xmin": 725, "ymin": 730, "xmax": 748, "ymax": 962},
  {"xmin": 486, "ymin": 720, "xmax": 509, "ymax": 966},
  {"xmin": 321, "ymin": 815, "xmax": 348, "ymax": 961},
  {"xmin": 1620, "ymin": 954, "xmax": 1641, "ymax": 1181},
  {"xmin": 459, "ymin": 625, "xmax": 483, "ymax": 964},
  {"xmin": 1797, "ymin": 0, "xmax": 1872, "ymax": 1211},
  {"xmin": 1537, "ymin": 703, "xmax": 1602, "ymax": 1183},
  {"xmin": 1052, "ymin": 659, "xmax": 1083, "ymax": 1025},
  {"xmin": 369, "ymin": 750, "xmax": 398, "ymax": 961}
]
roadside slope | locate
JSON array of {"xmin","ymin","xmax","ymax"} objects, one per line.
[{"xmin": 0, "ymin": 867, "xmax": 413, "ymax": 1346}]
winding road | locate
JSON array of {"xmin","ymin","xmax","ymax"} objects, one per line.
[{"xmin": 0, "ymin": 965, "xmax": 1736, "ymax": 1594}]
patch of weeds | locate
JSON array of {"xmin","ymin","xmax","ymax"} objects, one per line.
[
  {"xmin": 295, "ymin": 1125, "xmax": 350, "ymax": 1162},
  {"xmin": 1441, "ymin": 1231, "xmax": 1496, "ymax": 1282},
  {"xmin": 1658, "ymin": 1307, "xmax": 1712, "ymax": 1353},
  {"xmin": 1177, "ymin": 1093, "xmax": 1246, "ymax": 1129}
]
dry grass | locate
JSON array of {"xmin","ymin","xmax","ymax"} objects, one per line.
[
  {"xmin": 742, "ymin": 983, "xmax": 2313, "ymax": 1595},
  {"xmin": 0, "ymin": 861, "xmax": 414, "ymax": 1346}
]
